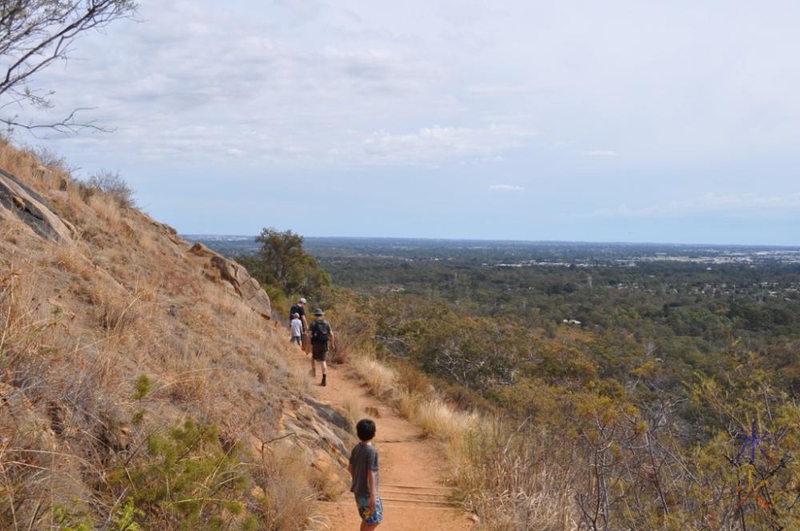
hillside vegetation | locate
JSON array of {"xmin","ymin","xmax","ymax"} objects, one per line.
[
  {"xmin": 0, "ymin": 140, "xmax": 353, "ymax": 530},
  {"xmin": 5, "ymin": 132, "xmax": 800, "ymax": 531},
  {"xmin": 306, "ymin": 241, "xmax": 800, "ymax": 530}
]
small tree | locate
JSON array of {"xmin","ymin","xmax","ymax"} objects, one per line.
[
  {"xmin": 0, "ymin": 0, "xmax": 137, "ymax": 133},
  {"xmin": 254, "ymin": 227, "xmax": 330, "ymax": 296}
]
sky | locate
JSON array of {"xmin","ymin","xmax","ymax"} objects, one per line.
[{"xmin": 10, "ymin": 0, "xmax": 800, "ymax": 245}]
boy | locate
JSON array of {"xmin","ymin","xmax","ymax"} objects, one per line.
[
  {"xmin": 309, "ymin": 308, "xmax": 335, "ymax": 386},
  {"xmin": 289, "ymin": 312, "xmax": 303, "ymax": 348},
  {"xmin": 348, "ymin": 419, "xmax": 382, "ymax": 530},
  {"xmin": 289, "ymin": 297, "xmax": 309, "ymax": 352}
]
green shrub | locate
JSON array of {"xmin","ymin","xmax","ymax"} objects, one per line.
[
  {"xmin": 133, "ymin": 374, "xmax": 151, "ymax": 400},
  {"xmin": 112, "ymin": 420, "xmax": 250, "ymax": 530}
]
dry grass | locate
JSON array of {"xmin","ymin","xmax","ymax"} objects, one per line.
[
  {"xmin": 0, "ymin": 140, "xmax": 332, "ymax": 529},
  {"xmin": 349, "ymin": 353, "xmax": 397, "ymax": 399},
  {"xmin": 399, "ymin": 390, "xmax": 480, "ymax": 442},
  {"xmin": 254, "ymin": 443, "xmax": 318, "ymax": 530},
  {"xmin": 339, "ymin": 392, "xmax": 365, "ymax": 427},
  {"xmin": 0, "ymin": 257, "xmax": 112, "ymax": 530},
  {"xmin": 311, "ymin": 461, "xmax": 348, "ymax": 501},
  {"xmin": 87, "ymin": 193, "xmax": 123, "ymax": 227},
  {"xmin": 346, "ymin": 350, "xmax": 581, "ymax": 530},
  {"xmin": 452, "ymin": 421, "xmax": 581, "ymax": 531},
  {"xmin": 137, "ymin": 230, "xmax": 157, "ymax": 252},
  {"xmin": 52, "ymin": 242, "xmax": 93, "ymax": 279}
]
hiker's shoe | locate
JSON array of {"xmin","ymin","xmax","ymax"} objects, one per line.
[{"xmin": 321, "ymin": 374, "xmax": 327, "ymax": 387}]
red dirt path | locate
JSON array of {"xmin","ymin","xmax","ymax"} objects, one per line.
[{"xmin": 285, "ymin": 349, "xmax": 477, "ymax": 531}]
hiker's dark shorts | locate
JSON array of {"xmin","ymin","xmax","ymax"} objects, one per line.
[{"xmin": 312, "ymin": 343, "xmax": 328, "ymax": 361}]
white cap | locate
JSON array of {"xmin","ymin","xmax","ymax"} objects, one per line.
[{"xmin": 299, "ymin": 297, "xmax": 307, "ymax": 303}]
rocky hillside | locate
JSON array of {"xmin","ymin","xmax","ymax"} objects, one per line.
[{"xmin": 0, "ymin": 140, "xmax": 352, "ymax": 530}]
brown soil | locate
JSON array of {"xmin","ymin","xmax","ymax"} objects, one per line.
[{"xmin": 285, "ymin": 349, "xmax": 477, "ymax": 531}]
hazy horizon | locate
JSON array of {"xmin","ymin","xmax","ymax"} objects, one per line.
[{"xmin": 184, "ymin": 233, "xmax": 800, "ymax": 249}]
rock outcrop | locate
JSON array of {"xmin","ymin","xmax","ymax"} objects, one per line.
[
  {"xmin": 189, "ymin": 243, "xmax": 272, "ymax": 320},
  {"xmin": 0, "ymin": 168, "xmax": 76, "ymax": 242}
]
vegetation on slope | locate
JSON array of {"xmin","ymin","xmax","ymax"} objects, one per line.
[{"xmin": 0, "ymin": 140, "xmax": 349, "ymax": 530}]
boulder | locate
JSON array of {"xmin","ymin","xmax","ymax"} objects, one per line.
[
  {"xmin": 0, "ymin": 168, "xmax": 75, "ymax": 242},
  {"xmin": 189, "ymin": 243, "xmax": 272, "ymax": 320}
]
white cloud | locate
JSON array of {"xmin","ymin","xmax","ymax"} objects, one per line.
[
  {"xmin": 591, "ymin": 193, "xmax": 800, "ymax": 218},
  {"xmin": 584, "ymin": 150, "xmax": 619, "ymax": 157},
  {"xmin": 13, "ymin": 0, "xmax": 800, "ymax": 242},
  {"xmin": 334, "ymin": 124, "xmax": 534, "ymax": 166},
  {"xmin": 489, "ymin": 184, "xmax": 523, "ymax": 191},
  {"xmin": 23, "ymin": 1, "xmax": 453, "ymax": 168},
  {"xmin": 466, "ymin": 84, "xmax": 528, "ymax": 96}
]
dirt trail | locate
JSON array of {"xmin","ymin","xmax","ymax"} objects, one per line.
[{"xmin": 284, "ymin": 348, "xmax": 476, "ymax": 531}]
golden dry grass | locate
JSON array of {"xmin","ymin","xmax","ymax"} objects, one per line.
[
  {"xmin": 254, "ymin": 443, "xmax": 318, "ymax": 530},
  {"xmin": 0, "ymin": 140, "xmax": 330, "ymax": 530},
  {"xmin": 340, "ymin": 391, "xmax": 365, "ymax": 427},
  {"xmin": 88, "ymin": 193, "xmax": 123, "ymax": 227},
  {"xmin": 52, "ymin": 241, "xmax": 93, "ymax": 279},
  {"xmin": 349, "ymin": 353, "xmax": 397, "ymax": 399},
  {"xmin": 452, "ymin": 421, "xmax": 581, "ymax": 530},
  {"xmin": 346, "ymin": 350, "xmax": 581, "ymax": 530}
]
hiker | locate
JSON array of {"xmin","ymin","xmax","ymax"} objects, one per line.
[
  {"xmin": 348, "ymin": 419, "xmax": 382, "ymax": 530},
  {"xmin": 289, "ymin": 297, "xmax": 310, "ymax": 352},
  {"xmin": 309, "ymin": 307, "xmax": 335, "ymax": 386},
  {"xmin": 289, "ymin": 297, "xmax": 308, "ymax": 331},
  {"xmin": 289, "ymin": 312, "xmax": 303, "ymax": 348}
]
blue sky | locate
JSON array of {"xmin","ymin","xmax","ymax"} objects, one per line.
[{"xmin": 12, "ymin": 0, "xmax": 800, "ymax": 244}]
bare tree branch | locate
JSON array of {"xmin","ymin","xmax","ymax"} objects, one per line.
[{"xmin": 0, "ymin": 0, "xmax": 137, "ymax": 133}]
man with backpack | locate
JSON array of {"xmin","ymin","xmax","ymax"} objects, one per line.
[{"xmin": 309, "ymin": 308, "xmax": 335, "ymax": 386}]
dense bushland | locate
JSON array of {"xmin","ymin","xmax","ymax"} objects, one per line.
[{"xmin": 308, "ymin": 247, "xmax": 800, "ymax": 530}]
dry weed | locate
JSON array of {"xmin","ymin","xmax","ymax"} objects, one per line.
[
  {"xmin": 52, "ymin": 242, "xmax": 92, "ymax": 279},
  {"xmin": 416, "ymin": 397, "xmax": 479, "ymax": 442},
  {"xmin": 254, "ymin": 442, "xmax": 317, "ymax": 530},
  {"xmin": 159, "ymin": 365, "xmax": 216, "ymax": 405},
  {"xmin": 0, "ymin": 139, "xmax": 28, "ymax": 174},
  {"xmin": 453, "ymin": 421, "xmax": 581, "ymax": 531},
  {"xmin": 86, "ymin": 282, "xmax": 145, "ymax": 342},
  {"xmin": 339, "ymin": 392, "xmax": 365, "ymax": 427},
  {"xmin": 57, "ymin": 186, "xmax": 92, "ymax": 227},
  {"xmin": 349, "ymin": 354, "xmax": 397, "ymax": 399},
  {"xmin": 137, "ymin": 230, "xmax": 156, "ymax": 252},
  {"xmin": 311, "ymin": 463, "xmax": 347, "ymax": 501},
  {"xmin": 88, "ymin": 193, "xmax": 122, "ymax": 227},
  {"xmin": 395, "ymin": 362, "xmax": 435, "ymax": 397}
]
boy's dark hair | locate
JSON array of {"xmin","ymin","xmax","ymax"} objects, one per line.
[{"xmin": 356, "ymin": 419, "xmax": 376, "ymax": 441}]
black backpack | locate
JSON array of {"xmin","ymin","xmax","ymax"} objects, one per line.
[{"xmin": 311, "ymin": 319, "xmax": 330, "ymax": 344}]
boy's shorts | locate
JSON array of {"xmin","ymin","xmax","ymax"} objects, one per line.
[
  {"xmin": 355, "ymin": 495, "xmax": 383, "ymax": 525},
  {"xmin": 290, "ymin": 335, "xmax": 301, "ymax": 345}
]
